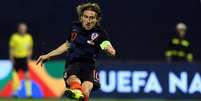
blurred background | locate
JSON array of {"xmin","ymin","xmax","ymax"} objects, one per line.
[{"xmin": 0, "ymin": 0, "xmax": 201, "ymax": 101}]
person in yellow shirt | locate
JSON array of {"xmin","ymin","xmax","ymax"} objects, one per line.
[
  {"xmin": 165, "ymin": 22, "xmax": 193, "ymax": 63},
  {"xmin": 9, "ymin": 22, "xmax": 33, "ymax": 97}
]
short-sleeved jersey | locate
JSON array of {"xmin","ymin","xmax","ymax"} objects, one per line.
[
  {"xmin": 9, "ymin": 33, "xmax": 33, "ymax": 58},
  {"xmin": 66, "ymin": 21, "xmax": 109, "ymax": 64}
]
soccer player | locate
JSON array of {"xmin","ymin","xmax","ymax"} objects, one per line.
[
  {"xmin": 9, "ymin": 22, "xmax": 33, "ymax": 97},
  {"xmin": 165, "ymin": 22, "xmax": 193, "ymax": 62},
  {"xmin": 36, "ymin": 3, "xmax": 116, "ymax": 101}
]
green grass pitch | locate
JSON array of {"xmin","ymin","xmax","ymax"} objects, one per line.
[{"xmin": 0, "ymin": 99, "xmax": 200, "ymax": 101}]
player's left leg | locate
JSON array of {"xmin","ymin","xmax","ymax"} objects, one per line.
[
  {"xmin": 65, "ymin": 75, "xmax": 84, "ymax": 100},
  {"xmin": 12, "ymin": 58, "xmax": 21, "ymax": 97},
  {"xmin": 24, "ymin": 71, "xmax": 32, "ymax": 97},
  {"xmin": 23, "ymin": 58, "xmax": 32, "ymax": 98},
  {"xmin": 81, "ymin": 81, "xmax": 93, "ymax": 101},
  {"xmin": 63, "ymin": 64, "xmax": 84, "ymax": 100}
]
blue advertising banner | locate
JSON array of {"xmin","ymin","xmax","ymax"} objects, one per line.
[
  {"xmin": 92, "ymin": 62, "xmax": 201, "ymax": 99},
  {"xmin": 1, "ymin": 60, "xmax": 200, "ymax": 99}
]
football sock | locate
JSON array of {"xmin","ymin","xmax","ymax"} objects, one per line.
[
  {"xmin": 70, "ymin": 81, "xmax": 83, "ymax": 91},
  {"xmin": 84, "ymin": 96, "xmax": 89, "ymax": 101},
  {"xmin": 12, "ymin": 71, "xmax": 21, "ymax": 94},
  {"xmin": 25, "ymin": 80, "xmax": 32, "ymax": 97}
]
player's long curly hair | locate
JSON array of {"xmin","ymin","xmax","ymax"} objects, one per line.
[{"xmin": 77, "ymin": 3, "xmax": 102, "ymax": 23}]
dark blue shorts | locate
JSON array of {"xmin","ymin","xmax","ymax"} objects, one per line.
[{"xmin": 63, "ymin": 62, "xmax": 100, "ymax": 91}]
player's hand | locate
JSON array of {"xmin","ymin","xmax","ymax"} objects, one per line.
[
  {"xmin": 105, "ymin": 46, "xmax": 116, "ymax": 57},
  {"xmin": 36, "ymin": 55, "xmax": 49, "ymax": 67}
]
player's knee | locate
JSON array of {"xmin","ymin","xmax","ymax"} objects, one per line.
[
  {"xmin": 67, "ymin": 75, "xmax": 81, "ymax": 84},
  {"xmin": 83, "ymin": 81, "xmax": 93, "ymax": 87}
]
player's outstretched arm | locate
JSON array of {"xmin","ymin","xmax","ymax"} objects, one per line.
[
  {"xmin": 100, "ymin": 41, "xmax": 116, "ymax": 56},
  {"xmin": 36, "ymin": 41, "xmax": 70, "ymax": 66}
]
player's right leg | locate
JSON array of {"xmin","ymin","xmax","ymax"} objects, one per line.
[
  {"xmin": 23, "ymin": 58, "xmax": 32, "ymax": 98},
  {"xmin": 64, "ymin": 64, "xmax": 85, "ymax": 100},
  {"xmin": 24, "ymin": 71, "xmax": 32, "ymax": 98},
  {"xmin": 11, "ymin": 58, "xmax": 21, "ymax": 97},
  {"xmin": 12, "ymin": 70, "xmax": 20, "ymax": 97},
  {"xmin": 65, "ymin": 75, "xmax": 84, "ymax": 100}
]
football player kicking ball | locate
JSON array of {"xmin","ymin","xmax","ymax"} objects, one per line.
[{"xmin": 36, "ymin": 3, "xmax": 116, "ymax": 101}]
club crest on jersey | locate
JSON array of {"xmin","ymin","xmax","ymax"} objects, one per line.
[
  {"xmin": 87, "ymin": 32, "xmax": 99, "ymax": 45},
  {"xmin": 91, "ymin": 33, "xmax": 99, "ymax": 41}
]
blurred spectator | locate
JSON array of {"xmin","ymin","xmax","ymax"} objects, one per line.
[
  {"xmin": 165, "ymin": 22, "xmax": 193, "ymax": 63},
  {"xmin": 9, "ymin": 22, "xmax": 33, "ymax": 97}
]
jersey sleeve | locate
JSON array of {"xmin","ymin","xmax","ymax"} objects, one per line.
[
  {"xmin": 66, "ymin": 22, "xmax": 79, "ymax": 42},
  {"xmin": 9, "ymin": 34, "xmax": 16, "ymax": 48},
  {"xmin": 97, "ymin": 30, "xmax": 112, "ymax": 50},
  {"xmin": 98, "ymin": 32, "xmax": 108, "ymax": 43},
  {"xmin": 28, "ymin": 34, "xmax": 33, "ymax": 48}
]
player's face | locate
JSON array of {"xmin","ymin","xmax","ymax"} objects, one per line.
[
  {"xmin": 18, "ymin": 24, "xmax": 28, "ymax": 34},
  {"xmin": 177, "ymin": 28, "xmax": 186, "ymax": 37},
  {"xmin": 176, "ymin": 23, "xmax": 187, "ymax": 38},
  {"xmin": 81, "ymin": 10, "xmax": 98, "ymax": 30}
]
